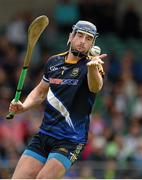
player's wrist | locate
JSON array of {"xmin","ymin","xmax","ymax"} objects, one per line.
[{"xmin": 22, "ymin": 103, "xmax": 29, "ymax": 112}]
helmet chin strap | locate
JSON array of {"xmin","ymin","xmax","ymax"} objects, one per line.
[{"xmin": 70, "ymin": 47, "xmax": 87, "ymax": 58}]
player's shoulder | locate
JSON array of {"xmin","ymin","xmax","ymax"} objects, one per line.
[
  {"xmin": 46, "ymin": 51, "xmax": 68, "ymax": 62},
  {"xmin": 54, "ymin": 51, "xmax": 68, "ymax": 58}
]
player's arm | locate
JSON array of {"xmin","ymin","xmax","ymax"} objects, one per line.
[
  {"xmin": 87, "ymin": 54, "xmax": 107, "ymax": 93},
  {"xmin": 9, "ymin": 80, "xmax": 49, "ymax": 114}
]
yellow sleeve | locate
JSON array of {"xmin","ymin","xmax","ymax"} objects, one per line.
[{"xmin": 97, "ymin": 64, "xmax": 105, "ymax": 77}]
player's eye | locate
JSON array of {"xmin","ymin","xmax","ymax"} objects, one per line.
[
  {"xmin": 87, "ymin": 37, "xmax": 92, "ymax": 41},
  {"xmin": 78, "ymin": 34, "xmax": 83, "ymax": 38}
]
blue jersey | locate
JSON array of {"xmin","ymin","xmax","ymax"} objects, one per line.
[{"xmin": 39, "ymin": 52, "xmax": 103, "ymax": 143}]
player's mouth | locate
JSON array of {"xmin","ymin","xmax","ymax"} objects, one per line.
[{"xmin": 76, "ymin": 45, "xmax": 85, "ymax": 51}]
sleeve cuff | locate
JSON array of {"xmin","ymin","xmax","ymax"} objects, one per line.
[{"xmin": 43, "ymin": 75, "xmax": 49, "ymax": 83}]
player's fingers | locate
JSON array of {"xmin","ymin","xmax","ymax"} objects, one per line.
[
  {"xmin": 93, "ymin": 58, "xmax": 104, "ymax": 64},
  {"xmin": 9, "ymin": 100, "xmax": 21, "ymax": 112},
  {"xmin": 9, "ymin": 104, "xmax": 22, "ymax": 113},
  {"xmin": 87, "ymin": 61, "xmax": 103, "ymax": 66},
  {"xmin": 87, "ymin": 61, "xmax": 95, "ymax": 66},
  {"xmin": 91, "ymin": 56, "xmax": 104, "ymax": 63},
  {"xmin": 96, "ymin": 58, "xmax": 104, "ymax": 64},
  {"xmin": 99, "ymin": 54, "xmax": 107, "ymax": 59},
  {"xmin": 11, "ymin": 100, "xmax": 22, "ymax": 106},
  {"xmin": 9, "ymin": 105, "xmax": 17, "ymax": 113}
]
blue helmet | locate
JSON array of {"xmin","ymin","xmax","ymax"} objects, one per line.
[{"xmin": 72, "ymin": 20, "xmax": 99, "ymax": 38}]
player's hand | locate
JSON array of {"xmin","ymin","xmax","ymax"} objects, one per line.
[
  {"xmin": 9, "ymin": 100, "xmax": 25, "ymax": 114},
  {"xmin": 87, "ymin": 54, "xmax": 107, "ymax": 67}
]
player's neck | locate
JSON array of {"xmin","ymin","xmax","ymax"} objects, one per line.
[{"xmin": 65, "ymin": 52, "xmax": 80, "ymax": 64}]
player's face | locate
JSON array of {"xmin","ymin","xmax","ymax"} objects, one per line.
[{"xmin": 70, "ymin": 32, "xmax": 94, "ymax": 53}]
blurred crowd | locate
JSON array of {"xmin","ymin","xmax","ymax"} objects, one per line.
[{"xmin": 0, "ymin": 0, "xmax": 142, "ymax": 178}]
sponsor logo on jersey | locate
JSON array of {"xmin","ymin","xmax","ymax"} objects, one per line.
[
  {"xmin": 61, "ymin": 66, "xmax": 68, "ymax": 71},
  {"xmin": 49, "ymin": 78, "xmax": 78, "ymax": 85},
  {"xmin": 50, "ymin": 66, "xmax": 59, "ymax": 71},
  {"xmin": 50, "ymin": 66, "xmax": 68, "ymax": 72}
]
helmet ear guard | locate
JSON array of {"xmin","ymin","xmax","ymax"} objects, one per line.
[{"xmin": 67, "ymin": 32, "xmax": 75, "ymax": 46}]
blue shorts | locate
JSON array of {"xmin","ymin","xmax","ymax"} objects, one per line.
[{"xmin": 23, "ymin": 132, "xmax": 84, "ymax": 170}]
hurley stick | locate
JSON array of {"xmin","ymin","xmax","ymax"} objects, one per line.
[{"xmin": 6, "ymin": 15, "xmax": 49, "ymax": 119}]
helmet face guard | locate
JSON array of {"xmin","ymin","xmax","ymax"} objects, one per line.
[{"xmin": 70, "ymin": 20, "xmax": 99, "ymax": 58}]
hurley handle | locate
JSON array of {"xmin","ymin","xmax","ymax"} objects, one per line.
[{"xmin": 6, "ymin": 68, "xmax": 27, "ymax": 120}]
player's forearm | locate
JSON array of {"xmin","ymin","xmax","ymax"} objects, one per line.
[
  {"xmin": 87, "ymin": 65, "xmax": 103, "ymax": 93},
  {"xmin": 23, "ymin": 93, "xmax": 43, "ymax": 111},
  {"xmin": 22, "ymin": 86, "xmax": 47, "ymax": 112}
]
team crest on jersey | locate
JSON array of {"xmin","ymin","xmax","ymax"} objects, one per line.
[{"xmin": 71, "ymin": 68, "xmax": 79, "ymax": 77}]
